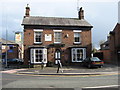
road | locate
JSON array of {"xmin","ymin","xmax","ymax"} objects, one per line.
[{"xmin": 2, "ymin": 73, "xmax": 119, "ymax": 89}]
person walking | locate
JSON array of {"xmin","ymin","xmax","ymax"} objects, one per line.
[{"xmin": 57, "ymin": 60, "xmax": 63, "ymax": 73}]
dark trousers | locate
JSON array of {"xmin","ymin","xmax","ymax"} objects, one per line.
[{"xmin": 57, "ymin": 64, "xmax": 60, "ymax": 73}]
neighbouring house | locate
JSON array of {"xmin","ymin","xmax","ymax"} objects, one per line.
[
  {"xmin": 109, "ymin": 23, "xmax": 120, "ymax": 65},
  {"xmin": 22, "ymin": 5, "xmax": 93, "ymax": 67},
  {"xmin": 0, "ymin": 38, "xmax": 19, "ymax": 59},
  {"xmin": 97, "ymin": 23, "xmax": 120, "ymax": 65},
  {"xmin": 99, "ymin": 36, "xmax": 111, "ymax": 63}
]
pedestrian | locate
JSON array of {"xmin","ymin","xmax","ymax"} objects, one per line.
[{"xmin": 57, "ymin": 60, "xmax": 63, "ymax": 73}]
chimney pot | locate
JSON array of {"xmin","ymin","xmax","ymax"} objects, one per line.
[
  {"xmin": 25, "ymin": 4, "xmax": 30, "ymax": 17},
  {"xmin": 78, "ymin": 7, "xmax": 84, "ymax": 20}
]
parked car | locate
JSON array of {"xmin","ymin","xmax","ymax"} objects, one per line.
[
  {"xmin": 82, "ymin": 57, "xmax": 104, "ymax": 68},
  {"xmin": 2, "ymin": 58, "xmax": 23, "ymax": 65}
]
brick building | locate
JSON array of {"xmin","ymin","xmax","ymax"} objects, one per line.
[
  {"xmin": 99, "ymin": 23, "xmax": 120, "ymax": 65},
  {"xmin": 99, "ymin": 37, "xmax": 111, "ymax": 63},
  {"xmin": 22, "ymin": 5, "xmax": 93, "ymax": 66},
  {"xmin": 0, "ymin": 38, "xmax": 19, "ymax": 59},
  {"xmin": 109, "ymin": 23, "xmax": 120, "ymax": 65}
]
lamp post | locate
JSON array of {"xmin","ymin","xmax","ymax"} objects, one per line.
[{"xmin": 5, "ymin": 29, "xmax": 8, "ymax": 68}]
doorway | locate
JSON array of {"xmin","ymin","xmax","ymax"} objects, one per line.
[{"xmin": 55, "ymin": 49, "xmax": 61, "ymax": 64}]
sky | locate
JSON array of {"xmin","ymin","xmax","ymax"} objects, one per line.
[{"xmin": 0, "ymin": 0, "xmax": 119, "ymax": 48}]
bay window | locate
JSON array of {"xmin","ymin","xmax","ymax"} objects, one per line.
[
  {"xmin": 30, "ymin": 48, "xmax": 47, "ymax": 64},
  {"xmin": 71, "ymin": 48, "xmax": 86, "ymax": 62}
]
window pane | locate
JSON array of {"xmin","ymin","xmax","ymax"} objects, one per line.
[
  {"xmin": 76, "ymin": 49, "xmax": 83, "ymax": 61},
  {"xmin": 54, "ymin": 32, "xmax": 61, "ymax": 42},
  {"xmin": 72, "ymin": 49, "xmax": 76, "ymax": 61},
  {"xmin": 75, "ymin": 37, "xmax": 80, "ymax": 42},
  {"xmin": 74, "ymin": 32, "xmax": 80, "ymax": 43},
  {"xmin": 35, "ymin": 32, "xmax": 42, "ymax": 43},
  {"xmin": 55, "ymin": 50, "xmax": 61, "ymax": 59},
  {"xmin": 31, "ymin": 49, "xmax": 34, "ymax": 63},
  {"xmin": 35, "ymin": 49, "xmax": 43, "ymax": 62}
]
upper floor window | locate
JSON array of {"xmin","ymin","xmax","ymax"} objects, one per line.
[
  {"xmin": 73, "ymin": 30, "xmax": 81, "ymax": 44},
  {"xmin": 54, "ymin": 30, "xmax": 62, "ymax": 43},
  {"xmin": 34, "ymin": 29, "xmax": 43, "ymax": 44}
]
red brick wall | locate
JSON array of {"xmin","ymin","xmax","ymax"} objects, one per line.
[
  {"xmin": 100, "ymin": 50, "xmax": 111, "ymax": 63},
  {"xmin": 110, "ymin": 23, "xmax": 120, "ymax": 65},
  {"xmin": 24, "ymin": 29, "xmax": 92, "ymax": 65}
]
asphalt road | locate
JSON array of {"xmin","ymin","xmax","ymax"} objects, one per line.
[{"xmin": 2, "ymin": 73, "xmax": 119, "ymax": 89}]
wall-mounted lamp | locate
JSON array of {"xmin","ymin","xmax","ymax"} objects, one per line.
[{"xmin": 65, "ymin": 34, "xmax": 69, "ymax": 38}]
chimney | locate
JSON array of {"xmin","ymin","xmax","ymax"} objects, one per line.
[
  {"xmin": 78, "ymin": 7, "xmax": 84, "ymax": 20},
  {"xmin": 25, "ymin": 4, "xmax": 30, "ymax": 17}
]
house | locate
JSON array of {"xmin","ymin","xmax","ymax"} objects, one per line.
[
  {"xmin": 0, "ymin": 38, "xmax": 19, "ymax": 59},
  {"xmin": 22, "ymin": 5, "xmax": 93, "ymax": 67},
  {"xmin": 99, "ymin": 36, "xmax": 111, "ymax": 63},
  {"xmin": 98, "ymin": 23, "xmax": 120, "ymax": 65},
  {"xmin": 109, "ymin": 23, "xmax": 120, "ymax": 66}
]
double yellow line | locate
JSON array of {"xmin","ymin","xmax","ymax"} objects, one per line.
[{"xmin": 15, "ymin": 73, "xmax": 120, "ymax": 77}]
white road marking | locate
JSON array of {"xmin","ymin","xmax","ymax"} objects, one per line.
[{"xmin": 82, "ymin": 85, "xmax": 120, "ymax": 89}]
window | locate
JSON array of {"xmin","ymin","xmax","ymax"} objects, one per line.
[
  {"xmin": 55, "ymin": 49, "xmax": 61, "ymax": 59},
  {"xmin": 35, "ymin": 49, "xmax": 43, "ymax": 62},
  {"xmin": 30, "ymin": 48, "xmax": 47, "ymax": 64},
  {"xmin": 54, "ymin": 30, "xmax": 62, "ymax": 43},
  {"xmin": 71, "ymin": 48, "xmax": 86, "ymax": 62},
  {"xmin": 34, "ymin": 29, "xmax": 43, "ymax": 44},
  {"xmin": 34, "ymin": 32, "xmax": 42, "ymax": 43},
  {"xmin": 74, "ymin": 32, "xmax": 81, "ymax": 44}
]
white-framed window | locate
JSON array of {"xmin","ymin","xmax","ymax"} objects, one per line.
[
  {"xmin": 73, "ymin": 30, "xmax": 82, "ymax": 44},
  {"xmin": 34, "ymin": 29, "xmax": 43, "ymax": 44},
  {"xmin": 30, "ymin": 48, "xmax": 47, "ymax": 64},
  {"xmin": 71, "ymin": 48, "xmax": 86, "ymax": 62},
  {"xmin": 54, "ymin": 30, "xmax": 62, "ymax": 43},
  {"xmin": 55, "ymin": 49, "xmax": 61, "ymax": 59},
  {"xmin": 74, "ymin": 32, "xmax": 81, "ymax": 44}
]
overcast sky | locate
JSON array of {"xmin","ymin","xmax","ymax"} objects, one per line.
[{"xmin": 0, "ymin": 0, "xmax": 119, "ymax": 48}]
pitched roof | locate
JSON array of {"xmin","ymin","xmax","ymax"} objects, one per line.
[
  {"xmin": 0, "ymin": 38, "xmax": 17, "ymax": 45},
  {"xmin": 22, "ymin": 16, "xmax": 92, "ymax": 27}
]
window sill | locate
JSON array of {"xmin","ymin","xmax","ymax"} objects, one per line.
[
  {"xmin": 34, "ymin": 42, "xmax": 42, "ymax": 45},
  {"xmin": 54, "ymin": 42, "xmax": 61, "ymax": 44},
  {"xmin": 72, "ymin": 61, "xmax": 83, "ymax": 63},
  {"xmin": 73, "ymin": 42, "xmax": 81, "ymax": 45}
]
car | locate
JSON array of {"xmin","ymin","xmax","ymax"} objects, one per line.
[
  {"xmin": 2, "ymin": 58, "xmax": 23, "ymax": 65},
  {"xmin": 82, "ymin": 57, "xmax": 104, "ymax": 68}
]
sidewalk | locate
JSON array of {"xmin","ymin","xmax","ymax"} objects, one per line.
[{"xmin": 16, "ymin": 65, "xmax": 119, "ymax": 76}]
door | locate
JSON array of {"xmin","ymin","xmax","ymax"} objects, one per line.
[{"xmin": 55, "ymin": 49, "xmax": 61, "ymax": 64}]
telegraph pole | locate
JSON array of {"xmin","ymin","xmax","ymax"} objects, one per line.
[
  {"xmin": 5, "ymin": 29, "xmax": 8, "ymax": 68},
  {"xmin": 5, "ymin": 7, "xmax": 8, "ymax": 68}
]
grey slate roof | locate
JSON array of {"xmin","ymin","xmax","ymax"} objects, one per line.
[
  {"xmin": 22, "ymin": 16, "xmax": 92, "ymax": 27},
  {"xmin": 0, "ymin": 38, "xmax": 17, "ymax": 45}
]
